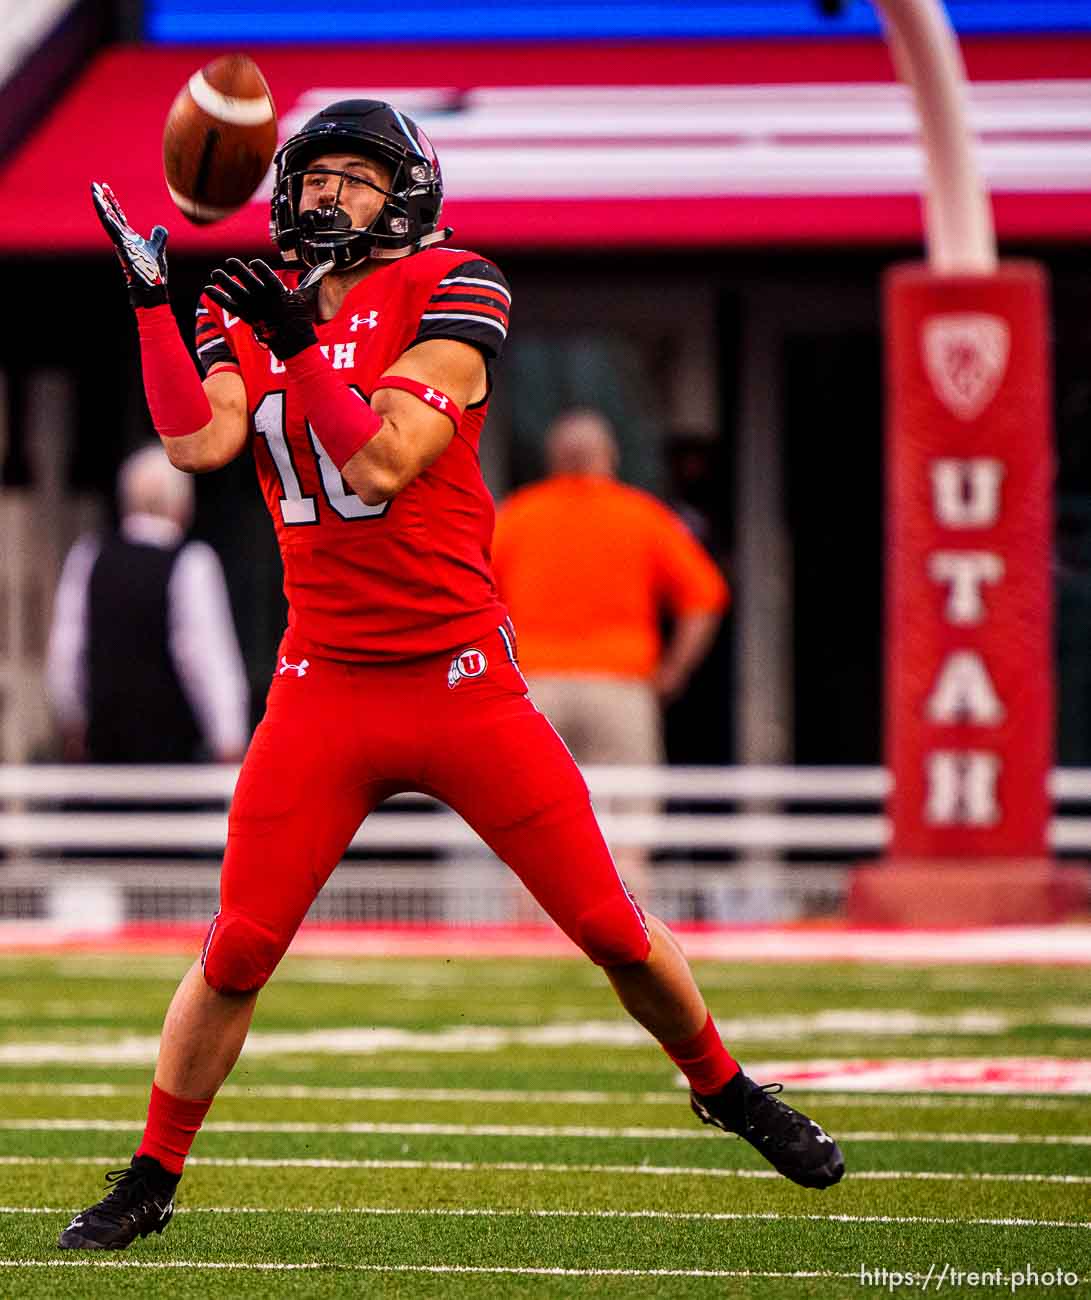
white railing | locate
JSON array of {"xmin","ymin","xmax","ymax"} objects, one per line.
[
  {"xmin": 1, "ymin": 764, "xmax": 1091, "ymax": 853},
  {"xmin": 2, "ymin": 764, "xmax": 1086, "ymax": 928}
]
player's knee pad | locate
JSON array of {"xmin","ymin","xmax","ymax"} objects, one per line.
[
  {"xmin": 574, "ymin": 893, "xmax": 651, "ymax": 967},
  {"xmin": 201, "ymin": 911, "xmax": 282, "ymax": 994}
]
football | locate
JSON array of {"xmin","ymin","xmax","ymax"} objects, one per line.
[{"xmin": 162, "ymin": 53, "xmax": 277, "ymax": 225}]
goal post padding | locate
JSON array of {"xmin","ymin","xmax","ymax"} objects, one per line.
[
  {"xmin": 849, "ymin": 261, "xmax": 1082, "ymax": 925},
  {"xmin": 884, "ymin": 261, "xmax": 1053, "ymax": 860}
]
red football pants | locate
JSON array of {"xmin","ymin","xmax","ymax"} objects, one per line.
[{"xmin": 201, "ymin": 628, "xmax": 650, "ymax": 992}]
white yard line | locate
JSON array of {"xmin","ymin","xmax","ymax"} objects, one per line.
[
  {"xmin": 843, "ymin": 1132, "xmax": 1091, "ymax": 1145},
  {"xmin": 0, "ymin": 1082, "xmax": 688, "ymax": 1105},
  {"xmin": 0, "ymin": 1260, "xmax": 861, "ymax": 1278},
  {"xmin": 2, "ymin": 1118, "xmax": 1087, "ymax": 1144},
  {"xmin": 0, "ymin": 1009, "xmax": 1062, "ymax": 1065},
  {"xmin": 2, "ymin": 1205, "xmax": 1088, "ymax": 1229},
  {"xmin": 0, "ymin": 1081, "xmax": 1079, "ymax": 1108},
  {"xmin": 33, "ymin": 959, "xmax": 564, "ymax": 989},
  {"xmin": 0, "ymin": 1155, "xmax": 1087, "ymax": 1183}
]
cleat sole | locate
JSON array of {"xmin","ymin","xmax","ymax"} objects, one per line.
[
  {"xmin": 57, "ymin": 1232, "xmax": 117, "ymax": 1250},
  {"xmin": 789, "ymin": 1150, "xmax": 846, "ymax": 1190}
]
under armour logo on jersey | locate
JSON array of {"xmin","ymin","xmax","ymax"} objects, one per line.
[
  {"xmin": 423, "ymin": 387, "xmax": 448, "ymax": 410},
  {"xmin": 350, "ymin": 311, "xmax": 379, "ymax": 332},
  {"xmin": 279, "ymin": 656, "xmax": 310, "ymax": 678},
  {"xmin": 447, "ymin": 648, "xmax": 487, "ymax": 688}
]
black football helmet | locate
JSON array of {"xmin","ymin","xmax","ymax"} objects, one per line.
[{"xmin": 271, "ymin": 99, "xmax": 451, "ymax": 271}]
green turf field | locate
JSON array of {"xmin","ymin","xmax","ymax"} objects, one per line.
[{"xmin": 0, "ymin": 951, "xmax": 1087, "ymax": 1297}]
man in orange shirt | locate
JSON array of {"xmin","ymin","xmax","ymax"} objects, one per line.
[{"xmin": 493, "ymin": 407, "xmax": 729, "ymax": 888}]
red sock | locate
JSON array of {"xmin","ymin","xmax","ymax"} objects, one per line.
[
  {"xmin": 662, "ymin": 1013, "xmax": 740, "ymax": 1096},
  {"xmin": 135, "ymin": 1082, "xmax": 213, "ymax": 1176}
]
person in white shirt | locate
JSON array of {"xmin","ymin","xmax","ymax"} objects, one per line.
[{"xmin": 46, "ymin": 444, "xmax": 249, "ymax": 763}]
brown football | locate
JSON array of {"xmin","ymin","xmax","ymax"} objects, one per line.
[{"xmin": 162, "ymin": 54, "xmax": 277, "ymax": 225}]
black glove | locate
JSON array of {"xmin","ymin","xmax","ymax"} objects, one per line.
[
  {"xmin": 90, "ymin": 181, "xmax": 169, "ymax": 308},
  {"xmin": 204, "ymin": 258, "xmax": 319, "ymax": 360}
]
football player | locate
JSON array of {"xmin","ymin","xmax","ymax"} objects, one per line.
[{"xmin": 61, "ymin": 100, "xmax": 843, "ymax": 1250}]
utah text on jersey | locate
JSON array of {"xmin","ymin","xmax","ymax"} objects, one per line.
[{"xmin": 270, "ymin": 343, "xmax": 357, "ymax": 375}]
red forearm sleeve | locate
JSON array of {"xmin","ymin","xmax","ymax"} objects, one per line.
[
  {"xmin": 284, "ymin": 345, "xmax": 383, "ymax": 470},
  {"xmin": 135, "ymin": 304, "xmax": 213, "ymax": 438}
]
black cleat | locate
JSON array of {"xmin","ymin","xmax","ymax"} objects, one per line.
[
  {"xmin": 691, "ymin": 1072, "xmax": 845, "ymax": 1189},
  {"xmin": 57, "ymin": 1155, "xmax": 179, "ymax": 1250}
]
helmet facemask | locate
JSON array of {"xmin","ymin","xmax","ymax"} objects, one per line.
[{"xmin": 292, "ymin": 163, "xmax": 394, "ymax": 268}]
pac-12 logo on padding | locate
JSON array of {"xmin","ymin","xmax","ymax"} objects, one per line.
[
  {"xmin": 448, "ymin": 648, "xmax": 487, "ymax": 688},
  {"xmin": 922, "ymin": 313, "xmax": 1010, "ymax": 422}
]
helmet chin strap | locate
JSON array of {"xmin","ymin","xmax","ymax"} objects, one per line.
[
  {"xmin": 368, "ymin": 227, "xmax": 453, "ymax": 261},
  {"xmin": 297, "ymin": 259, "xmax": 336, "ymax": 290},
  {"xmin": 299, "ymin": 224, "xmax": 453, "ymax": 273}
]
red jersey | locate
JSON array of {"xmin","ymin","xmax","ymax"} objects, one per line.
[{"xmin": 194, "ymin": 247, "xmax": 511, "ymax": 663}]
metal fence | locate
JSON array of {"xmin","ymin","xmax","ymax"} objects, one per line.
[{"xmin": 2, "ymin": 765, "xmax": 1088, "ymax": 927}]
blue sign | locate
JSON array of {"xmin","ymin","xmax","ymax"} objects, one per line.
[{"xmin": 145, "ymin": 0, "xmax": 1091, "ymax": 43}]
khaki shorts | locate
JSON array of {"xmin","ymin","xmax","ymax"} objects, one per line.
[{"xmin": 525, "ymin": 675, "xmax": 663, "ymax": 766}]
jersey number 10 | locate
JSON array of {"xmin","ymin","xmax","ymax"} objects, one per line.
[{"xmin": 254, "ymin": 390, "xmax": 390, "ymax": 525}]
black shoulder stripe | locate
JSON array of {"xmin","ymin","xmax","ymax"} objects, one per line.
[
  {"xmin": 417, "ymin": 259, "xmax": 511, "ymax": 364},
  {"xmin": 436, "ymin": 259, "xmax": 511, "ymax": 298},
  {"xmin": 412, "ymin": 320, "xmax": 507, "ymax": 363},
  {"xmin": 196, "ymin": 330, "xmax": 229, "ymax": 353},
  {"xmin": 428, "ymin": 290, "xmax": 511, "ymax": 312},
  {"xmin": 195, "ymin": 337, "xmax": 237, "ymax": 377},
  {"xmin": 443, "ymin": 257, "xmax": 505, "ymax": 277}
]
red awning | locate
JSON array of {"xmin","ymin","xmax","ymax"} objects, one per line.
[{"xmin": 2, "ymin": 37, "xmax": 1090, "ymax": 255}]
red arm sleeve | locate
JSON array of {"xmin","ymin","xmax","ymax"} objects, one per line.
[
  {"xmin": 136, "ymin": 304, "xmax": 212, "ymax": 438},
  {"xmin": 283, "ymin": 345, "xmax": 382, "ymax": 470}
]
